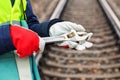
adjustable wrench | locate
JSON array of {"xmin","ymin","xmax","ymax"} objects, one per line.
[{"xmin": 42, "ymin": 30, "xmax": 93, "ymax": 44}]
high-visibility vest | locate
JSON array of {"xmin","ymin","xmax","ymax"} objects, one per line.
[
  {"xmin": 0, "ymin": 0, "xmax": 26, "ymax": 24},
  {"xmin": 0, "ymin": 0, "xmax": 40, "ymax": 80}
]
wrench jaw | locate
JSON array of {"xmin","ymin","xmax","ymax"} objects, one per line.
[
  {"xmin": 61, "ymin": 31, "xmax": 93, "ymax": 50},
  {"xmin": 77, "ymin": 32, "xmax": 93, "ymax": 41},
  {"xmin": 63, "ymin": 30, "xmax": 93, "ymax": 45},
  {"xmin": 86, "ymin": 33, "xmax": 93, "ymax": 41},
  {"xmin": 74, "ymin": 32, "xmax": 93, "ymax": 50}
]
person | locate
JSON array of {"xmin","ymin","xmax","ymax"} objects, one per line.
[{"xmin": 0, "ymin": 0, "xmax": 90, "ymax": 80}]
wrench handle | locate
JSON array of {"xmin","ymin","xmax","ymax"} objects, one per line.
[{"xmin": 43, "ymin": 36, "xmax": 67, "ymax": 43}]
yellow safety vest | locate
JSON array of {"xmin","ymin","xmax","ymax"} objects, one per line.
[{"xmin": 0, "ymin": 0, "xmax": 26, "ymax": 24}]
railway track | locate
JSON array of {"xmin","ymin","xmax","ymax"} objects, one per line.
[{"xmin": 38, "ymin": 0, "xmax": 120, "ymax": 80}]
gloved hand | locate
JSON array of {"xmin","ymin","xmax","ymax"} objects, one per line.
[
  {"xmin": 49, "ymin": 21, "xmax": 93, "ymax": 50},
  {"xmin": 10, "ymin": 25, "xmax": 45, "ymax": 58}
]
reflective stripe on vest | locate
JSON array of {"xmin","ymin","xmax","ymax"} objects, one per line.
[
  {"xmin": 0, "ymin": 21, "xmax": 21, "ymax": 26},
  {"xmin": 0, "ymin": 0, "xmax": 26, "ymax": 24}
]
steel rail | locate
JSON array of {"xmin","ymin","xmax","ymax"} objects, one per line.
[
  {"xmin": 98, "ymin": 0, "xmax": 120, "ymax": 39},
  {"xmin": 50, "ymin": 0, "xmax": 67, "ymax": 20}
]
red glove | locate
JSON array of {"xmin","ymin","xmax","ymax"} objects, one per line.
[{"xmin": 10, "ymin": 25, "xmax": 39, "ymax": 58}]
